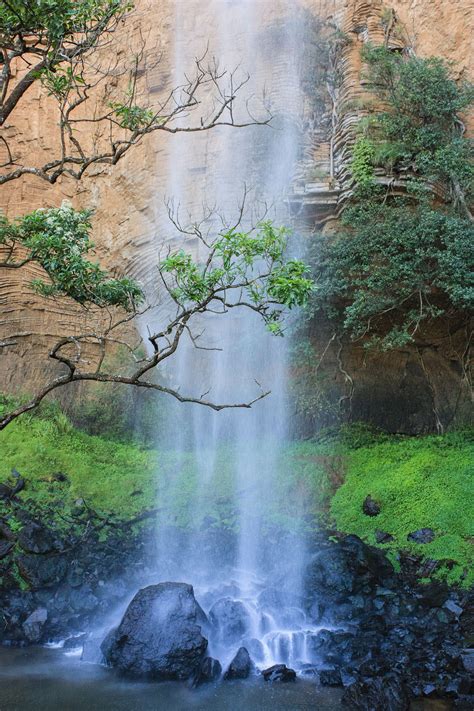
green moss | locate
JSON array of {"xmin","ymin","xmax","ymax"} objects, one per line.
[
  {"xmin": 0, "ymin": 406, "xmax": 156, "ymax": 520},
  {"xmin": 330, "ymin": 430, "xmax": 474, "ymax": 587},
  {"xmin": 1, "ymin": 401, "xmax": 471, "ymax": 587}
]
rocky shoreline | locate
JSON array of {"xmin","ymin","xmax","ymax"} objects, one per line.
[{"xmin": 0, "ymin": 510, "xmax": 472, "ymax": 710}]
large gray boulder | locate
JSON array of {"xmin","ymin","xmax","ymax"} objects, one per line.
[
  {"xmin": 22, "ymin": 607, "xmax": 48, "ymax": 642},
  {"xmin": 101, "ymin": 583, "xmax": 208, "ymax": 680},
  {"xmin": 208, "ymin": 597, "xmax": 251, "ymax": 644}
]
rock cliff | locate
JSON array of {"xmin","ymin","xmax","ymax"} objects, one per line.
[{"xmin": 0, "ymin": 0, "xmax": 472, "ymax": 433}]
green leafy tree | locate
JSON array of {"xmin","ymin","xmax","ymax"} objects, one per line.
[
  {"xmin": 0, "ymin": 204, "xmax": 313, "ymax": 430},
  {"xmin": 0, "ymin": 202, "xmax": 143, "ymax": 308},
  {"xmin": 311, "ymin": 48, "xmax": 474, "ymax": 350}
]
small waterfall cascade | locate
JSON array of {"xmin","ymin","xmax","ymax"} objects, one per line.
[{"xmin": 141, "ymin": 0, "xmax": 322, "ymax": 672}]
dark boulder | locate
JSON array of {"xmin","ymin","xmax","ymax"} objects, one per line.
[
  {"xmin": 342, "ymin": 675, "xmax": 410, "ymax": 711},
  {"xmin": 0, "ymin": 483, "xmax": 14, "ymax": 499},
  {"xmin": 209, "ymin": 597, "xmax": 251, "ymax": 644},
  {"xmin": 444, "ymin": 599, "xmax": 463, "ymax": 617},
  {"xmin": 17, "ymin": 554, "xmax": 67, "ymax": 589},
  {"xmin": 418, "ymin": 581, "xmax": 449, "ymax": 608},
  {"xmin": 375, "ymin": 530, "xmax": 394, "ymax": 544},
  {"xmin": 224, "ymin": 647, "xmax": 253, "ymax": 680},
  {"xmin": 51, "ymin": 472, "xmax": 69, "ymax": 483},
  {"xmin": 319, "ymin": 666, "xmax": 342, "ymax": 687},
  {"xmin": 101, "ymin": 583, "xmax": 208, "ymax": 680},
  {"xmin": 343, "ymin": 535, "xmax": 394, "ymax": 581},
  {"xmin": 363, "ymin": 496, "xmax": 381, "ymax": 517},
  {"xmin": 191, "ymin": 657, "xmax": 222, "ymax": 686},
  {"xmin": 0, "ymin": 539, "xmax": 14, "ymax": 559},
  {"xmin": 407, "ymin": 528, "xmax": 435, "ymax": 544},
  {"xmin": 262, "ymin": 664, "xmax": 296, "ymax": 682},
  {"xmin": 22, "ymin": 607, "xmax": 48, "ymax": 642},
  {"xmin": 306, "ymin": 546, "xmax": 357, "ymax": 595},
  {"xmin": 0, "ymin": 520, "xmax": 14, "ymax": 540},
  {"xmin": 18, "ymin": 522, "xmax": 60, "ymax": 554},
  {"xmin": 68, "ymin": 585, "xmax": 99, "ymax": 613},
  {"xmin": 305, "ymin": 535, "xmax": 394, "ymax": 598}
]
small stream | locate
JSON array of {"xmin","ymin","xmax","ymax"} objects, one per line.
[
  {"xmin": 0, "ymin": 647, "xmax": 342, "ymax": 711},
  {"xmin": 0, "ymin": 647, "xmax": 453, "ymax": 711}
]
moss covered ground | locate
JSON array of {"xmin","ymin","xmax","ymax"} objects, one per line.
[
  {"xmin": 0, "ymin": 400, "xmax": 472, "ymax": 586},
  {"xmin": 329, "ymin": 428, "xmax": 474, "ymax": 587}
]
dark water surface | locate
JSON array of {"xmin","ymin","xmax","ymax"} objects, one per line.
[{"xmin": 0, "ymin": 647, "xmax": 342, "ymax": 711}]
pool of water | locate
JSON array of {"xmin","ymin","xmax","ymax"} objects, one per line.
[{"xmin": 0, "ymin": 647, "xmax": 342, "ymax": 711}]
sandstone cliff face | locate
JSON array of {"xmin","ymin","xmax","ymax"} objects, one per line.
[
  {"xmin": 0, "ymin": 0, "xmax": 472, "ymax": 433},
  {"xmin": 292, "ymin": 0, "xmax": 473, "ymax": 434}
]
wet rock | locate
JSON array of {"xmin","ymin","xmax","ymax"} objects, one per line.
[
  {"xmin": 444, "ymin": 599, "xmax": 463, "ymax": 617},
  {"xmin": 262, "ymin": 664, "xmax": 296, "ymax": 682},
  {"xmin": 22, "ymin": 607, "xmax": 48, "ymax": 642},
  {"xmin": 102, "ymin": 583, "xmax": 208, "ymax": 680},
  {"xmin": 0, "ymin": 520, "xmax": 14, "ymax": 540},
  {"xmin": 461, "ymin": 651, "xmax": 474, "ymax": 674},
  {"xmin": 308, "ymin": 629, "xmax": 356, "ymax": 664},
  {"xmin": 375, "ymin": 530, "xmax": 394, "ymax": 544},
  {"xmin": 17, "ymin": 554, "xmax": 67, "ymax": 589},
  {"xmin": 246, "ymin": 637, "xmax": 265, "ymax": 662},
  {"xmin": 407, "ymin": 528, "xmax": 435, "ymax": 544},
  {"xmin": 18, "ymin": 522, "xmax": 60, "ymax": 554},
  {"xmin": 191, "ymin": 656, "xmax": 222, "ymax": 686},
  {"xmin": 306, "ymin": 547, "xmax": 357, "ymax": 594},
  {"xmin": 363, "ymin": 496, "xmax": 381, "ymax": 517},
  {"xmin": 51, "ymin": 472, "xmax": 69, "ymax": 483},
  {"xmin": 319, "ymin": 666, "xmax": 342, "ymax": 686},
  {"xmin": 208, "ymin": 598, "xmax": 251, "ymax": 644},
  {"xmin": 342, "ymin": 675, "xmax": 410, "ymax": 710},
  {"xmin": 0, "ymin": 483, "xmax": 14, "ymax": 499},
  {"xmin": 63, "ymin": 633, "xmax": 87, "ymax": 650},
  {"xmin": 224, "ymin": 647, "xmax": 253, "ymax": 680},
  {"xmin": 418, "ymin": 581, "xmax": 450, "ymax": 608},
  {"xmin": 68, "ymin": 585, "xmax": 99, "ymax": 613},
  {"xmin": 343, "ymin": 535, "xmax": 394, "ymax": 581},
  {"xmin": 0, "ymin": 539, "xmax": 14, "ymax": 558}
]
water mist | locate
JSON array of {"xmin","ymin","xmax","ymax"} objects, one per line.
[{"xmin": 142, "ymin": 0, "xmax": 319, "ymax": 671}]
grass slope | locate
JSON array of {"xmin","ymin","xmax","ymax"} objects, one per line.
[
  {"xmin": 0, "ymin": 402, "xmax": 472, "ymax": 586},
  {"xmin": 0, "ymin": 406, "xmax": 156, "ymax": 519},
  {"xmin": 329, "ymin": 429, "xmax": 474, "ymax": 587}
]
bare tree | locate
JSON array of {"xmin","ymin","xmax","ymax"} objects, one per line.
[{"xmin": 0, "ymin": 0, "xmax": 270, "ymax": 184}]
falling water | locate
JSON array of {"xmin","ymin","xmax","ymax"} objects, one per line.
[{"xmin": 141, "ymin": 0, "xmax": 321, "ymax": 671}]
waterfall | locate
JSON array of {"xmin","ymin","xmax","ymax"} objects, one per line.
[{"xmin": 141, "ymin": 0, "xmax": 321, "ymax": 670}]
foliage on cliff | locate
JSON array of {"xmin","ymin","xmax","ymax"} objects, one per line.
[
  {"xmin": 311, "ymin": 48, "xmax": 474, "ymax": 350},
  {"xmin": 0, "ymin": 203, "xmax": 143, "ymax": 309}
]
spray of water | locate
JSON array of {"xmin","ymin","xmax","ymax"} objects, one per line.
[{"xmin": 141, "ymin": 0, "xmax": 322, "ymax": 670}]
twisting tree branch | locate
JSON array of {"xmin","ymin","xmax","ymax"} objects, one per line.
[
  {"xmin": 0, "ymin": 3, "xmax": 271, "ymax": 185},
  {"xmin": 0, "ymin": 198, "xmax": 313, "ymax": 430}
]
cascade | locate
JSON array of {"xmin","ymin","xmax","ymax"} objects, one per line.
[{"xmin": 141, "ymin": 0, "xmax": 322, "ymax": 671}]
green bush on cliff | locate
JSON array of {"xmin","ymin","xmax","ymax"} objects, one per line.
[
  {"xmin": 310, "ymin": 48, "xmax": 474, "ymax": 350},
  {"xmin": 312, "ymin": 197, "xmax": 474, "ymax": 349}
]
